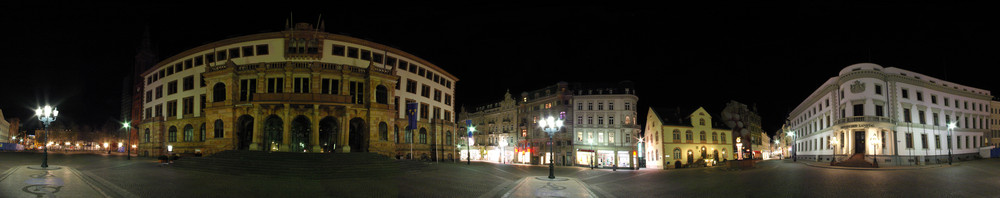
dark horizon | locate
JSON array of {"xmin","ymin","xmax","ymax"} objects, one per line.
[{"xmin": 2, "ymin": 2, "xmax": 997, "ymax": 137}]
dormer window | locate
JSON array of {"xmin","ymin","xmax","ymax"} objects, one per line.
[{"xmin": 699, "ymin": 118, "xmax": 706, "ymax": 126}]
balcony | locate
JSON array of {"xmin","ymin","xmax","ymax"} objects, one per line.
[
  {"xmin": 834, "ymin": 116, "xmax": 895, "ymax": 125},
  {"xmin": 252, "ymin": 93, "xmax": 349, "ymax": 103}
]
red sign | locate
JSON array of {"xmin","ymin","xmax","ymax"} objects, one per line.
[{"xmin": 578, "ymin": 149, "xmax": 595, "ymax": 152}]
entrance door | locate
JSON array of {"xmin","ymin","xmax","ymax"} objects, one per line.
[
  {"xmin": 236, "ymin": 115, "xmax": 254, "ymax": 150},
  {"xmin": 854, "ymin": 131, "xmax": 865, "ymax": 154},
  {"xmin": 349, "ymin": 118, "xmax": 367, "ymax": 152}
]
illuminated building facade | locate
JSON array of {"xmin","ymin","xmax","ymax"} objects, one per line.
[
  {"xmin": 571, "ymin": 86, "xmax": 639, "ymax": 168},
  {"xmin": 1, "ymin": 109, "xmax": 9, "ymax": 143},
  {"xmin": 457, "ymin": 90, "xmax": 519, "ymax": 163},
  {"xmin": 989, "ymin": 100, "xmax": 1000, "ymax": 147},
  {"xmin": 137, "ymin": 22, "xmax": 458, "ymax": 159},
  {"xmin": 644, "ymin": 107, "xmax": 734, "ymax": 169},
  {"xmin": 787, "ymin": 63, "xmax": 991, "ymax": 165}
]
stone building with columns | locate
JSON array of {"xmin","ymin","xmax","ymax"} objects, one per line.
[{"xmin": 137, "ymin": 22, "xmax": 458, "ymax": 159}]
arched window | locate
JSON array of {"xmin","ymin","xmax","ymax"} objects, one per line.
[
  {"xmin": 394, "ymin": 125, "xmax": 400, "ymax": 144},
  {"xmin": 183, "ymin": 124, "xmax": 194, "ymax": 142},
  {"xmin": 721, "ymin": 133, "xmax": 727, "ymax": 144},
  {"xmin": 419, "ymin": 128, "xmax": 428, "ymax": 144},
  {"xmin": 699, "ymin": 131, "xmax": 706, "ymax": 141},
  {"xmin": 685, "ymin": 130, "xmax": 693, "ymax": 141},
  {"xmin": 712, "ymin": 132, "xmax": 718, "ymax": 142},
  {"xmin": 214, "ymin": 119, "xmax": 224, "ymax": 138},
  {"xmin": 673, "ymin": 148, "xmax": 681, "ymax": 160},
  {"xmin": 672, "ymin": 129, "xmax": 681, "ymax": 142},
  {"xmin": 446, "ymin": 131, "xmax": 453, "ymax": 145},
  {"xmin": 168, "ymin": 126, "xmax": 178, "ymax": 142},
  {"xmin": 376, "ymin": 85, "xmax": 388, "ymax": 104},
  {"xmin": 379, "ymin": 122, "xmax": 388, "ymax": 141},
  {"xmin": 144, "ymin": 128, "xmax": 150, "ymax": 142},
  {"xmin": 213, "ymin": 83, "xmax": 226, "ymax": 102},
  {"xmin": 700, "ymin": 118, "xmax": 706, "ymax": 126},
  {"xmin": 200, "ymin": 123, "xmax": 206, "ymax": 141},
  {"xmin": 405, "ymin": 127, "xmax": 413, "ymax": 143}
]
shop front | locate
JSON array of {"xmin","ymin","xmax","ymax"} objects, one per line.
[{"xmin": 576, "ymin": 149, "xmax": 595, "ymax": 166}]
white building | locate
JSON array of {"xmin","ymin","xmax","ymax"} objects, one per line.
[
  {"xmin": 0, "ymin": 109, "xmax": 9, "ymax": 143},
  {"xmin": 787, "ymin": 63, "xmax": 992, "ymax": 165},
  {"xmin": 572, "ymin": 86, "xmax": 640, "ymax": 168}
]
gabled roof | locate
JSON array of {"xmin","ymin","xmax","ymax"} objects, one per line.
[{"xmin": 649, "ymin": 106, "xmax": 731, "ymax": 130}]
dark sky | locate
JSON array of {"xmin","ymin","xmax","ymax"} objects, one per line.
[{"xmin": 2, "ymin": 2, "xmax": 997, "ymax": 137}]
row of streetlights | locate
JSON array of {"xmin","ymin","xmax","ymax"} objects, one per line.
[{"xmin": 32, "ymin": 105, "xmax": 139, "ymax": 170}]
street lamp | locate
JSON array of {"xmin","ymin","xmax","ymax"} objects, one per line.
[
  {"xmin": 123, "ymin": 121, "xmax": 132, "ymax": 160},
  {"xmin": 787, "ymin": 130, "xmax": 796, "ymax": 162},
  {"xmin": 589, "ymin": 137, "xmax": 595, "ymax": 170},
  {"xmin": 34, "ymin": 105, "xmax": 59, "ymax": 169},
  {"xmin": 829, "ymin": 137, "xmax": 839, "ymax": 165},
  {"xmin": 538, "ymin": 116, "xmax": 564, "ymax": 179},
  {"xmin": 499, "ymin": 137, "xmax": 508, "ymax": 164},
  {"xmin": 948, "ymin": 122, "xmax": 956, "ymax": 165},
  {"xmin": 468, "ymin": 125, "xmax": 475, "ymax": 165},
  {"xmin": 870, "ymin": 133, "xmax": 880, "ymax": 168}
]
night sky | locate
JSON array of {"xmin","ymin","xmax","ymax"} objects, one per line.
[{"xmin": 2, "ymin": 2, "xmax": 997, "ymax": 137}]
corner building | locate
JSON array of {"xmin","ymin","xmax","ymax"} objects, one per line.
[
  {"xmin": 788, "ymin": 63, "xmax": 991, "ymax": 165},
  {"xmin": 137, "ymin": 23, "xmax": 458, "ymax": 159}
]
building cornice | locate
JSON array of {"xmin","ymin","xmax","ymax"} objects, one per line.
[{"xmin": 142, "ymin": 31, "xmax": 458, "ymax": 82}]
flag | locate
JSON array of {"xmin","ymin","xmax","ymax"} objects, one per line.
[
  {"xmin": 466, "ymin": 119, "xmax": 472, "ymax": 137},
  {"xmin": 406, "ymin": 102, "xmax": 417, "ymax": 130}
]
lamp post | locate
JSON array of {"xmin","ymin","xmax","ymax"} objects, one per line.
[
  {"xmin": 123, "ymin": 121, "xmax": 132, "ymax": 160},
  {"xmin": 870, "ymin": 133, "xmax": 880, "ymax": 167},
  {"xmin": 34, "ymin": 105, "xmax": 59, "ymax": 169},
  {"xmin": 829, "ymin": 137, "xmax": 838, "ymax": 165},
  {"xmin": 589, "ymin": 137, "xmax": 594, "ymax": 170},
  {"xmin": 499, "ymin": 137, "xmax": 508, "ymax": 164},
  {"xmin": 538, "ymin": 116, "xmax": 563, "ymax": 179},
  {"xmin": 468, "ymin": 125, "xmax": 475, "ymax": 165},
  {"xmin": 787, "ymin": 131, "xmax": 796, "ymax": 162},
  {"xmin": 948, "ymin": 122, "xmax": 956, "ymax": 165}
]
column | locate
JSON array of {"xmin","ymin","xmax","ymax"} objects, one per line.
[
  {"xmin": 281, "ymin": 104, "xmax": 291, "ymax": 152},
  {"xmin": 251, "ymin": 105, "xmax": 262, "ymax": 151},
  {"xmin": 341, "ymin": 111, "xmax": 350, "ymax": 152},
  {"xmin": 311, "ymin": 105, "xmax": 321, "ymax": 152}
]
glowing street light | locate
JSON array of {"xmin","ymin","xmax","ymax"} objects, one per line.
[
  {"xmin": 123, "ymin": 121, "xmax": 133, "ymax": 160},
  {"xmin": 34, "ymin": 105, "xmax": 59, "ymax": 169},
  {"xmin": 538, "ymin": 115, "xmax": 564, "ymax": 179},
  {"xmin": 948, "ymin": 122, "xmax": 956, "ymax": 165},
  {"xmin": 468, "ymin": 125, "xmax": 475, "ymax": 165},
  {"xmin": 787, "ymin": 130, "xmax": 796, "ymax": 162}
]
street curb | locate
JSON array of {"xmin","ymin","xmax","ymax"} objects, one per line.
[{"xmin": 797, "ymin": 161, "xmax": 957, "ymax": 170}]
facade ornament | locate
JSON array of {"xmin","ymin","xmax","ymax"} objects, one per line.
[{"xmin": 850, "ymin": 81, "xmax": 866, "ymax": 93}]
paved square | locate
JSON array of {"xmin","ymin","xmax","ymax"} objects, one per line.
[{"xmin": 2, "ymin": 152, "xmax": 1000, "ymax": 197}]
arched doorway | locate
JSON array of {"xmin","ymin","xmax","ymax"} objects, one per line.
[
  {"xmin": 713, "ymin": 150, "xmax": 719, "ymax": 162},
  {"xmin": 319, "ymin": 116, "xmax": 339, "ymax": 153},
  {"xmin": 349, "ymin": 118, "xmax": 367, "ymax": 152},
  {"xmin": 236, "ymin": 115, "xmax": 254, "ymax": 150},
  {"xmin": 687, "ymin": 150, "xmax": 694, "ymax": 165},
  {"xmin": 264, "ymin": 115, "xmax": 283, "ymax": 152},
  {"xmin": 700, "ymin": 146, "xmax": 707, "ymax": 159},
  {"xmin": 290, "ymin": 115, "xmax": 311, "ymax": 152}
]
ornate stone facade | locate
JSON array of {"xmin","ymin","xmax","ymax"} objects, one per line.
[{"xmin": 136, "ymin": 23, "xmax": 457, "ymax": 159}]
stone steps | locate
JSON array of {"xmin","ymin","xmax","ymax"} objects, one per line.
[{"xmin": 834, "ymin": 154, "xmax": 874, "ymax": 167}]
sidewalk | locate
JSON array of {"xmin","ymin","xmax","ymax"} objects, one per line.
[
  {"xmin": 0, "ymin": 166, "xmax": 107, "ymax": 198},
  {"xmin": 794, "ymin": 159, "xmax": 955, "ymax": 170},
  {"xmin": 502, "ymin": 176, "xmax": 597, "ymax": 198}
]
